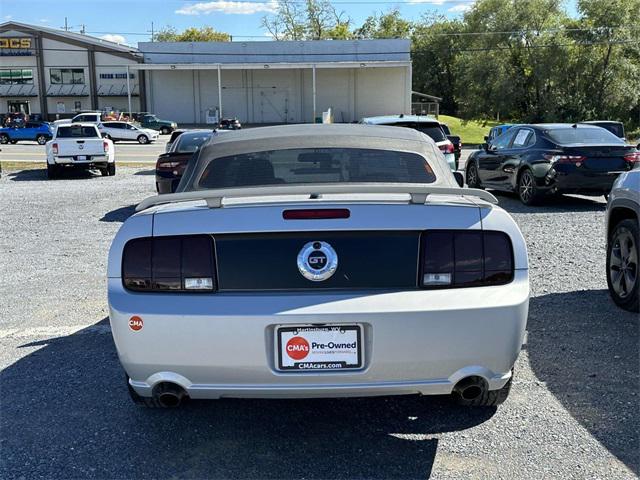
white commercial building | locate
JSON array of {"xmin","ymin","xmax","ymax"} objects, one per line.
[
  {"xmin": 0, "ymin": 22, "xmax": 412, "ymax": 125},
  {"xmin": 0, "ymin": 21, "xmax": 144, "ymax": 120},
  {"xmin": 137, "ymin": 39, "xmax": 411, "ymax": 124}
]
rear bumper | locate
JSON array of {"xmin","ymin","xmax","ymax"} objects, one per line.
[
  {"xmin": 108, "ymin": 270, "xmax": 529, "ymax": 399},
  {"xmin": 155, "ymin": 174, "xmax": 180, "ymax": 194},
  {"xmin": 49, "ymin": 154, "xmax": 113, "ymax": 165},
  {"xmin": 541, "ymin": 167, "xmax": 622, "ymax": 195}
]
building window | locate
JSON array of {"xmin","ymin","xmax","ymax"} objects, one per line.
[
  {"xmin": 50, "ymin": 68, "xmax": 85, "ymax": 85},
  {"xmin": 0, "ymin": 69, "xmax": 34, "ymax": 85},
  {"xmin": 74, "ymin": 100, "xmax": 82, "ymax": 111}
]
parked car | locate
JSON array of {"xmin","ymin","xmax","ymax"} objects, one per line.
[
  {"xmin": 361, "ymin": 115, "xmax": 457, "ymax": 171},
  {"xmin": 108, "ymin": 123, "xmax": 529, "ymax": 409},
  {"xmin": 139, "ymin": 114, "xmax": 177, "ymax": 135},
  {"xmin": 155, "ymin": 130, "xmax": 213, "ymax": 193},
  {"xmin": 439, "ymin": 121, "xmax": 462, "ymax": 163},
  {"xmin": 219, "ymin": 118, "xmax": 242, "ymax": 130},
  {"xmin": 605, "ymin": 168, "xmax": 639, "ymax": 312},
  {"xmin": 45, "ymin": 123, "xmax": 115, "ymax": 179},
  {"xmin": 485, "ymin": 124, "xmax": 516, "ymax": 144},
  {"xmin": 0, "ymin": 121, "xmax": 52, "ymax": 145},
  {"xmin": 165, "ymin": 129, "xmax": 186, "ymax": 153},
  {"xmin": 465, "ymin": 123, "xmax": 639, "ymax": 205},
  {"xmin": 53, "ymin": 111, "xmax": 104, "ymax": 127},
  {"xmin": 99, "ymin": 121, "xmax": 159, "ymax": 144}
]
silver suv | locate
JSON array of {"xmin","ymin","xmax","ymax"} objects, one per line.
[{"xmin": 606, "ymin": 167, "xmax": 639, "ymax": 312}]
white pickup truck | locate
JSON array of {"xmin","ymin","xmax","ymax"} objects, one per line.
[{"xmin": 45, "ymin": 123, "xmax": 115, "ymax": 179}]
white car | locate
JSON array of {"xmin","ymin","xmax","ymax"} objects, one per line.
[
  {"xmin": 53, "ymin": 111, "xmax": 103, "ymax": 127},
  {"xmin": 99, "ymin": 121, "xmax": 159, "ymax": 144},
  {"xmin": 45, "ymin": 123, "xmax": 115, "ymax": 178},
  {"xmin": 108, "ymin": 124, "xmax": 529, "ymax": 409},
  {"xmin": 361, "ymin": 115, "xmax": 458, "ymax": 171}
]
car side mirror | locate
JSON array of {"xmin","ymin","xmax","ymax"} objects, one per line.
[
  {"xmin": 101, "ymin": 132, "xmax": 108, "ymax": 138},
  {"xmin": 484, "ymin": 135, "xmax": 489, "ymax": 142},
  {"xmin": 453, "ymin": 171, "xmax": 464, "ymax": 188}
]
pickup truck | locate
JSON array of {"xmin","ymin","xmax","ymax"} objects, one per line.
[
  {"xmin": 0, "ymin": 121, "xmax": 53, "ymax": 145},
  {"xmin": 45, "ymin": 123, "xmax": 115, "ymax": 179}
]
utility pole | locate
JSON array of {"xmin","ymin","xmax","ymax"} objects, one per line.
[
  {"xmin": 63, "ymin": 17, "xmax": 68, "ymax": 31},
  {"xmin": 80, "ymin": 24, "xmax": 86, "ymax": 34},
  {"xmin": 150, "ymin": 22, "xmax": 155, "ymax": 42}
]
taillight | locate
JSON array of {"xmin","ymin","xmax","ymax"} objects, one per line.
[
  {"xmin": 624, "ymin": 151, "xmax": 640, "ymax": 163},
  {"xmin": 439, "ymin": 143, "xmax": 455, "ymax": 154},
  {"xmin": 421, "ymin": 230, "xmax": 513, "ymax": 288},
  {"xmin": 122, "ymin": 235, "xmax": 216, "ymax": 292},
  {"xmin": 52, "ymin": 143, "xmax": 58, "ymax": 155},
  {"xmin": 283, "ymin": 209, "xmax": 350, "ymax": 220},
  {"xmin": 543, "ymin": 154, "xmax": 586, "ymax": 164},
  {"xmin": 103, "ymin": 140, "xmax": 109, "ymax": 153},
  {"xmin": 157, "ymin": 161, "xmax": 182, "ymax": 170}
]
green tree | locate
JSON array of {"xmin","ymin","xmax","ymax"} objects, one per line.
[
  {"xmin": 261, "ymin": 0, "xmax": 352, "ymax": 40},
  {"xmin": 354, "ymin": 8, "xmax": 413, "ymax": 39},
  {"xmin": 155, "ymin": 26, "xmax": 230, "ymax": 42}
]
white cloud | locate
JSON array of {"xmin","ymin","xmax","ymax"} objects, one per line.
[
  {"xmin": 406, "ymin": 0, "xmax": 447, "ymax": 4},
  {"xmin": 176, "ymin": 0, "xmax": 278, "ymax": 15},
  {"xmin": 39, "ymin": 18, "xmax": 50, "ymax": 23},
  {"xmin": 100, "ymin": 34, "xmax": 127, "ymax": 45},
  {"xmin": 448, "ymin": 2, "xmax": 475, "ymax": 13},
  {"xmin": 4, "ymin": 15, "xmax": 13, "ymax": 20}
]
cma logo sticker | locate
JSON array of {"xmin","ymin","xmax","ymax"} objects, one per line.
[
  {"xmin": 286, "ymin": 336, "xmax": 309, "ymax": 360},
  {"xmin": 129, "ymin": 316, "xmax": 143, "ymax": 332}
]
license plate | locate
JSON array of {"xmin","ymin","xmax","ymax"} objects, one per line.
[
  {"xmin": 76, "ymin": 156, "xmax": 87, "ymax": 161},
  {"xmin": 276, "ymin": 325, "xmax": 362, "ymax": 371}
]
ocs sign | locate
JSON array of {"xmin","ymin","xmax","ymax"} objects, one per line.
[{"xmin": 0, "ymin": 38, "xmax": 32, "ymax": 49}]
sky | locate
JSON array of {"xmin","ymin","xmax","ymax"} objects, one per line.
[{"xmin": 1, "ymin": 0, "xmax": 578, "ymax": 46}]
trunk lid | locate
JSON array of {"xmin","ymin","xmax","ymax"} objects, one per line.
[{"xmin": 560, "ymin": 144, "xmax": 635, "ymax": 172}]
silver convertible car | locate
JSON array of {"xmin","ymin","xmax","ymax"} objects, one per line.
[{"xmin": 108, "ymin": 124, "xmax": 529, "ymax": 408}]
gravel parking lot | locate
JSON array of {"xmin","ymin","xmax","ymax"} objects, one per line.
[{"xmin": 0, "ymin": 164, "xmax": 637, "ymax": 479}]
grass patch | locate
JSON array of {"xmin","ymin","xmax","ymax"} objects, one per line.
[{"xmin": 438, "ymin": 115, "xmax": 501, "ymax": 145}]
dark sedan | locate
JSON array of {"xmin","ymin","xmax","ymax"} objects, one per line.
[
  {"xmin": 465, "ymin": 124, "xmax": 639, "ymax": 205},
  {"xmin": 155, "ymin": 131, "xmax": 213, "ymax": 194}
]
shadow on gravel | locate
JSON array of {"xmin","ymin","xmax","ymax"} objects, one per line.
[
  {"xmin": 492, "ymin": 191, "xmax": 606, "ymax": 214},
  {"xmin": 8, "ymin": 168, "xmax": 100, "ymax": 182},
  {"xmin": 100, "ymin": 204, "xmax": 136, "ymax": 223},
  {"xmin": 528, "ymin": 290, "xmax": 639, "ymax": 474},
  {"xmin": 0, "ymin": 317, "xmax": 496, "ymax": 479},
  {"xmin": 134, "ymin": 169, "xmax": 155, "ymax": 176}
]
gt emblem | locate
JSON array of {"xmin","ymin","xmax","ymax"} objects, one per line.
[
  {"xmin": 78, "ymin": 144, "xmax": 84, "ymax": 150},
  {"xmin": 297, "ymin": 241, "xmax": 338, "ymax": 282}
]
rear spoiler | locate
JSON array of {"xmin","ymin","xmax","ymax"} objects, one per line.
[{"xmin": 135, "ymin": 183, "xmax": 498, "ymax": 212}]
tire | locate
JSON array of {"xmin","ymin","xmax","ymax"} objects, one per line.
[
  {"xmin": 107, "ymin": 163, "xmax": 116, "ymax": 176},
  {"xmin": 0, "ymin": 134, "xmax": 8, "ymax": 144},
  {"xmin": 466, "ymin": 162, "xmax": 482, "ymax": 189},
  {"xmin": 517, "ymin": 169, "xmax": 541, "ymax": 205},
  {"xmin": 137, "ymin": 134, "xmax": 149, "ymax": 144},
  {"xmin": 36, "ymin": 135, "xmax": 47, "ymax": 145},
  {"xmin": 46, "ymin": 163, "xmax": 59, "ymax": 179},
  {"xmin": 161, "ymin": 127, "xmax": 170, "ymax": 135},
  {"xmin": 10, "ymin": 140, "xmax": 17, "ymax": 144},
  {"xmin": 454, "ymin": 373, "xmax": 513, "ymax": 407},
  {"xmin": 606, "ymin": 218, "xmax": 639, "ymax": 312}
]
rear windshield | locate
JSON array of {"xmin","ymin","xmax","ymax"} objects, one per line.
[
  {"xmin": 196, "ymin": 147, "xmax": 436, "ymax": 190},
  {"xmin": 56, "ymin": 126, "xmax": 98, "ymax": 138},
  {"xmin": 589, "ymin": 123, "xmax": 624, "ymax": 138},
  {"xmin": 547, "ymin": 127, "xmax": 623, "ymax": 145},
  {"xmin": 381, "ymin": 122, "xmax": 447, "ymax": 143},
  {"xmin": 175, "ymin": 133, "xmax": 211, "ymax": 153}
]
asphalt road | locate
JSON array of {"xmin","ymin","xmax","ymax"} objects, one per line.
[
  {"xmin": 0, "ymin": 165, "xmax": 637, "ymax": 479},
  {"xmin": 0, "ymin": 137, "xmax": 169, "ymax": 164}
]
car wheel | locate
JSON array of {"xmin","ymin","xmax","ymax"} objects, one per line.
[
  {"xmin": 46, "ymin": 163, "xmax": 58, "ymax": 179},
  {"xmin": 107, "ymin": 163, "xmax": 116, "ymax": 176},
  {"xmin": 517, "ymin": 169, "xmax": 541, "ymax": 205},
  {"xmin": 0, "ymin": 134, "xmax": 8, "ymax": 144},
  {"xmin": 10, "ymin": 140, "xmax": 17, "ymax": 144},
  {"xmin": 466, "ymin": 162, "xmax": 482, "ymax": 189},
  {"xmin": 161, "ymin": 127, "xmax": 170, "ymax": 135},
  {"xmin": 137, "ymin": 134, "xmax": 149, "ymax": 144},
  {"xmin": 36, "ymin": 135, "xmax": 47, "ymax": 145},
  {"xmin": 607, "ymin": 218, "xmax": 639, "ymax": 312},
  {"xmin": 454, "ymin": 372, "xmax": 513, "ymax": 407}
]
